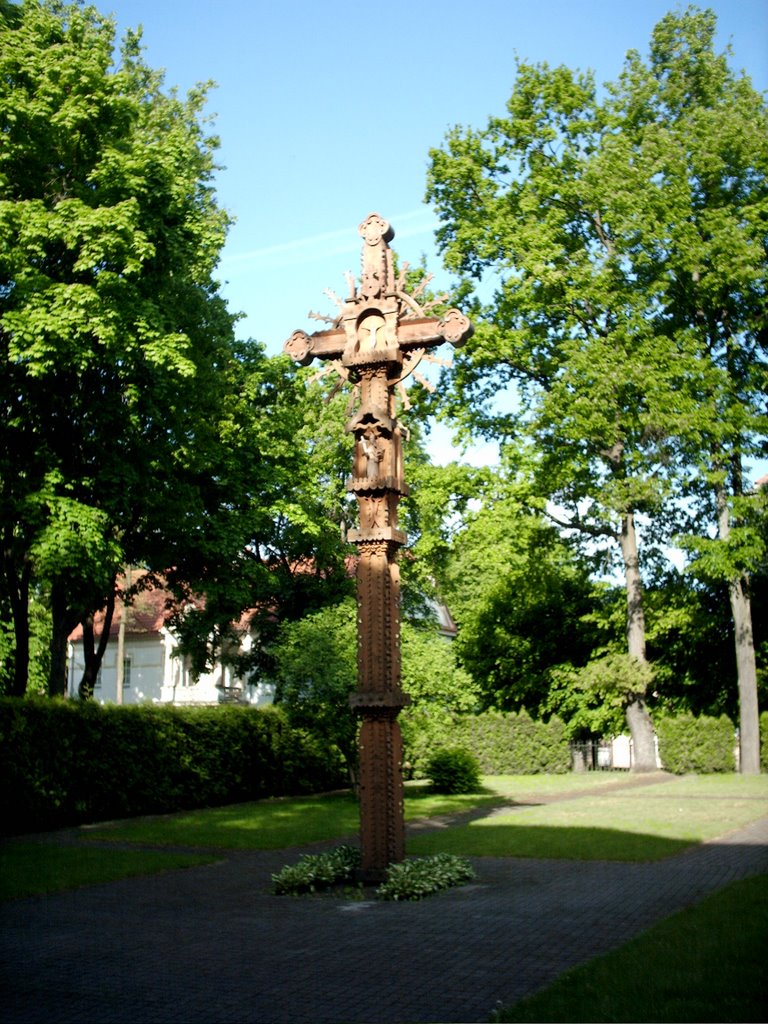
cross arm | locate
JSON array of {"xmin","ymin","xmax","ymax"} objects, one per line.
[
  {"xmin": 284, "ymin": 326, "xmax": 346, "ymax": 365},
  {"xmin": 284, "ymin": 309, "xmax": 472, "ymax": 366},
  {"xmin": 395, "ymin": 310, "xmax": 473, "ymax": 352}
]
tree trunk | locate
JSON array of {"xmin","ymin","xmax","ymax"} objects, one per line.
[
  {"xmin": 79, "ymin": 586, "xmax": 116, "ymax": 700},
  {"xmin": 2, "ymin": 543, "xmax": 31, "ymax": 697},
  {"xmin": 48, "ymin": 582, "xmax": 76, "ymax": 696},
  {"xmin": 619, "ymin": 511, "xmax": 657, "ymax": 772},
  {"xmin": 716, "ymin": 483, "xmax": 760, "ymax": 774}
]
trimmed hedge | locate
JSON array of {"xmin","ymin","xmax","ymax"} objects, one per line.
[
  {"xmin": 402, "ymin": 707, "xmax": 570, "ymax": 777},
  {"xmin": 0, "ymin": 698, "xmax": 346, "ymax": 835},
  {"xmin": 655, "ymin": 712, "xmax": 736, "ymax": 773}
]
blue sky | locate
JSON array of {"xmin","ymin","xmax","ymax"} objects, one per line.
[{"xmin": 105, "ymin": 0, "xmax": 768, "ymax": 359}]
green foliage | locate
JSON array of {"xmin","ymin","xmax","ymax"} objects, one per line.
[
  {"xmin": 271, "ymin": 598, "xmax": 358, "ymax": 778},
  {"xmin": 272, "ymin": 846, "xmax": 475, "ymax": 902},
  {"xmin": 426, "ymin": 747, "xmax": 481, "ymax": 794},
  {"xmin": 271, "ymin": 844, "xmax": 361, "ymax": 895},
  {"xmin": 404, "ymin": 708, "xmax": 570, "ymax": 777},
  {"xmin": 655, "ymin": 712, "xmax": 736, "ymax": 773},
  {"xmin": 0, "ymin": 2, "xmax": 354, "ymax": 696},
  {"xmin": 0, "ymin": 698, "xmax": 346, "ymax": 834},
  {"xmin": 461, "ymin": 709, "xmax": 570, "ymax": 775},
  {"xmin": 0, "ymin": 0, "xmax": 232, "ymax": 690},
  {"xmin": 551, "ymin": 652, "xmax": 657, "ymax": 738},
  {"xmin": 762, "ymin": 712, "xmax": 768, "ymax": 772},
  {"xmin": 426, "ymin": 7, "xmax": 767, "ymax": 756},
  {"xmin": 440, "ymin": 462, "xmax": 601, "ymax": 717},
  {"xmin": 271, "ymin": 596, "xmax": 479, "ymax": 781},
  {"xmin": 375, "ymin": 854, "xmax": 475, "ymax": 901}
]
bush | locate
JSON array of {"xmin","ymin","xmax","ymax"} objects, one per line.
[
  {"xmin": 761, "ymin": 712, "xmax": 768, "ymax": 772},
  {"xmin": 404, "ymin": 708, "xmax": 571, "ymax": 777},
  {"xmin": 655, "ymin": 712, "xmax": 736, "ymax": 773},
  {"xmin": 271, "ymin": 845, "xmax": 361, "ymax": 895},
  {"xmin": 376, "ymin": 854, "xmax": 475, "ymax": 901},
  {"xmin": 459, "ymin": 708, "xmax": 570, "ymax": 774},
  {"xmin": 0, "ymin": 698, "xmax": 346, "ymax": 835},
  {"xmin": 427, "ymin": 747, "xmax": 481, "ymax": 793},
  {"xmin": 272, "ymin": 848, "xmax": 476, "ymax": 901}
]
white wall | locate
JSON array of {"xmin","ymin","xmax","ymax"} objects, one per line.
[{"xmin": 67, "ymin": 628, "xmax": 274, "ymax": 706}]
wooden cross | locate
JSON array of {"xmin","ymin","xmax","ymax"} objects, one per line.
[{"xmin": 285, "ymin": 213, "xmax": 472, "ymax": 881}]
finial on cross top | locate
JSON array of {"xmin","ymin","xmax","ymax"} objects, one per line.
[{"xmin": 358, "ymin": 212, "xmax": 395, "ymax": 299}]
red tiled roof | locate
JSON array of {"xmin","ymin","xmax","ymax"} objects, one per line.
[{"xmin": 68, "ymin": 582, "xmax": 174, "ymax": 642}]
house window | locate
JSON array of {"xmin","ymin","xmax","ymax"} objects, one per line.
[
  {"xmin": 181, "ymin": 656, "xmax": 194, "ymax": 688},
  {"xmin": 123, "ymin": 656, "xmax": 132, "ymax": 689}
]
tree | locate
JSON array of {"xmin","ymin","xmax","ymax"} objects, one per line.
[
  {"xmin": 436, "ymin": 452, "xmax": 600, "ymax": 720},
  {"xmin": 164, "ymin": 363, "xmax": 355, "ymax": 684},
  {"xmin": 271, "ymin": 596, "xmax": 479, "ymax": 784},
  {"xmin": 426, "ymin": 7, "xmax": 766, "ymax": 770},
  {"xmin": 0, "ymin": 0, "xmax": 245, "ymax": 694},
  {"xmin": 611, "ymin": 10, "xmax": 767, "ymax": 773},
  {"xmin": 0, "ymin": 2, "xmax": 350, "ymax": 699}
]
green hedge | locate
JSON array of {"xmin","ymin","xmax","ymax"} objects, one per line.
[
  {"xmin": 762, "ymin": 712, "xmax": 768, "ymax": 772},
  {"xmin": 402, "ymin": 707, "xmax": 570, "ymax": 777},
  {"xmin": 0, "ymin": 698, "xmax": 346, "ymax": 835},
  {"xmin": 655, "ymin": 712, "xmax": 736, "ymax": 773}
]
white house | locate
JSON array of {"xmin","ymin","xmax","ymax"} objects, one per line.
[{"xmin": 67, "ymin": 583, "xmax": 273, "ymax": 707}]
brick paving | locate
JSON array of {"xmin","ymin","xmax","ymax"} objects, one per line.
[{"xmin": 1, "ymin": 777, "xmax": 766, "ymax": 1024}]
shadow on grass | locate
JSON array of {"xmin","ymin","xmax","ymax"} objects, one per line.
[
  {"xmin": 82, "ymin": 791, "xmax": 362, "ymax": 850},
  {"xmin": 81, "ymin": 786, "xmax": 511, "ymax": 851},
  {"xmin": 408, "ymin": 821, "xmax": 697, "ymax": 861},
  {"xmin": 0, "ymin": 841, "xmax": 215, "ymax": 900}
]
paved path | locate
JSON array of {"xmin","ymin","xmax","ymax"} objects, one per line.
[{"xmin": 1, "ymin": 777, "xmax": 767, "ymax": 1024}]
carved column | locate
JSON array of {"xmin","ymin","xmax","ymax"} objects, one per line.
[
  {"xmin": 284, "ymin": 213, "xmax": 471, "ymax": 882},
  {"xmin": 346, "ymin": 361, "xmax": 410, "ymax": 879}
]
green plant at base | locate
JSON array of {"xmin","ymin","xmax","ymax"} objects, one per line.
[
  {"xmin": 376, "ymin": 854, "xmax": 476, "ymax": 901},
  {"xmin": 272, "ymin": 846, "xmax": 475, "ymax": 901},
  {"xmin": 427, "ymin": 747, "xmax": 481, "ymax": 793},
  {"xmin": 271, "ymin": 844, "xmax": 360, "ymax": 895}
]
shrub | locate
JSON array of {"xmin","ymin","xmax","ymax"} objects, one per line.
[
  {"xmin": 761, "ymin": 712, "xmax": 768, "ymax": 772},
  {"xmin": 271, "ymin": 845, "xmax": 361, "ymax": 895},
  {"xmin": 375, "ymin": 854, "xmax": 475, "ymax": 901},
  {"xmin": 427, "ymin": 747, "xmax": 481, "ymax": 794},
  {"xmin": 0, "ymin": 697, "xmax": 346, "ymax": 835},
  {"xmin": 655, "ymin": 712, "xmax": 736, "ymax": 773},
  {"xmin": 404, "ymin": 708, "xmax": 570, "ymax": 777},
  {"xmin": 400, "ymin": 706, "xmax": 456, "ymax": 779},
  {"xmin": 272, "ymin": 848, "xmax": 476, "ymax": 901},
  {"xmin": 459, "ymin": 708, "xmax": 570, "ymax": 774}
]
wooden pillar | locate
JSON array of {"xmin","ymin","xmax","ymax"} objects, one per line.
[{"xmin": 284, "ymin": 213, "xmax": 471, "ymax": 881}]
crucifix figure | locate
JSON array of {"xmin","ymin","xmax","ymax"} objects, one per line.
[{"xmin": 285, "ymin": 213, "xmax": 472, "ymax": 881}]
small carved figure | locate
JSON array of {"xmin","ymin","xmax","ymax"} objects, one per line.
[{"xmin": 361, "ymin": 427, "xmax": 384, "ymax": 479}]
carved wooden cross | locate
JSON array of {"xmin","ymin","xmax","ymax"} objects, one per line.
[{"xmin": 285, "ymin": 213, "xmax": 472, "ymax": 881}]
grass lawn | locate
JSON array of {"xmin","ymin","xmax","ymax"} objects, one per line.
[
  {"xmin": 4, "ymin": 774, "xmax": 766, "ymax": 901},
  {"xmin": 493, "ymin": 872, "xmax": 768, "ymax": 1023},
  {"xmin": 408, "ymin": 774, "xmax": 768, "ymax": 860},
  {"xmin": 3, "ymin": 772, "xmax": 765, "ymax": 1021},
  {"xmin": 0, "ymin": 841, "xmax": 215, "ymax": 900},
  {"xmin": 82, "ymin": 784, "xmax": 507, "ymax": 850}
]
